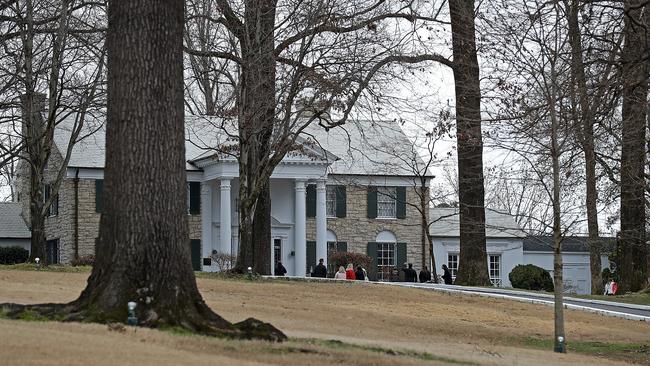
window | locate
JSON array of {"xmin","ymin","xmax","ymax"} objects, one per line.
[
  {"xmin": 46, "ymin": 239, "xmax": 59, "ymax": 264},
  {"xmin": 273, "ymin": 238, "xmax": 282, "ymax": 267},
  {"xmin": 377, "ymin": 187, "xmax": 396, "ymax": 218},
  {"xmin": 377, "ymin": 242, "xmax": 396, "ymax": 281},
  {"xmin": 44, "ymin": 184, "xmax": 58, "ymax": 217},
  {"xmin": 326, "ymin": 186, "xmax": 336, "ymax": 217},
  {"xmin": 489, "ymin": 255, "xmax": 501, "ymax": 287},
  {"xmin": 187, "ymin": 182, "xmax": 201, "ymax": 215},
  {"xmin": 448, "ymin": 254, "xmax": 459, "ymax": 281}
]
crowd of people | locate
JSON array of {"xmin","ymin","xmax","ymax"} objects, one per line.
[{"xmin": 274, "ymin": 258, "xmax": 456, "ymax": 284}]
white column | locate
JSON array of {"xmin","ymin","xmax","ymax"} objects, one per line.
[
  {"xmin": 294, "ymin": 180, "xmax": 307, "ymax": 276},
  {"xmin": 316, "ymin": 180, "xmax": 328, "ymax": 267},
  {"xmin": 220, "ymin": 178, "xmax": 232, "ymax": 256},
  {"xmin": 201, "ymin": 183, "xmax": 213, "ymax": 268}
]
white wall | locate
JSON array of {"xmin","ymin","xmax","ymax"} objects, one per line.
[
  {"xmin": 431, "ymin": 237, "xmax": 524, "ymax": 287},
  {"xmin": 524, "ymin": 252, "xmax": 610, "ymax": 294}
]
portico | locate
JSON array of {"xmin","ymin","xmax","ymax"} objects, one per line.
[{"xmin": 191, "ymin": 147, "xmax": 335, "ymax": 275}]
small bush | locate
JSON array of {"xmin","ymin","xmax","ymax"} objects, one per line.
[
  {"xmin": 71, "ymin": 255, "xmax": 95, "ymax": 266},
  {"xmin": 509, "ymin": 264, "xmax": 554, "ymax": 292},
  {"xmin": 328, "ymin": 251, "xmax": 372, "ymax": 278},
  {"xmin": 0, "ymin": 246, "xmax": 30, "ymax": 264}
]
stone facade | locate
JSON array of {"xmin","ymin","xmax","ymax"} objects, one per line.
[
  {"xmin": 18, "ymin": 148, "xmax": 202, "ymax": 264},
  {"xmin": 306, "ymin": 185, "xmax": 429, "ymax": 271},
  {"xmin": 19, "ymin": 145, "xmax": 426, "ymax": 269}
]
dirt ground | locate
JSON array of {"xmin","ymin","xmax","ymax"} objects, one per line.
[{"xmin": 1, "ymin": 270, "xmax": 648, "ymax": 365}]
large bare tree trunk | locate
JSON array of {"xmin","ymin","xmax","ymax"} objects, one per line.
[
  {"xmin": 235, "ymin": 0, "xmax": 277, "ymax": 274},
  {"xmin": 22, "ymin": 92, "xmax": 47, "ymax": 263},
  {"xmin": 565, "ymin": 0, "xmax": 601, "ymax": 294},
  {"xmin": 1, "ymin": 0, "xmax": 284, "ymax": 341},
  {"xmin": 73, "ymin": 0, "xmax": 225, "ymax": 331},
  {"xmin": 449, "ymin": 0, "xmax": 489, "ymax": 286},
  {"xmin": 550, "ymin": 96, "xmax": 566, "ymax": 354},
  {"xmin": 618, "ymin": 0, "xmax": 648, "ymax": 293}
]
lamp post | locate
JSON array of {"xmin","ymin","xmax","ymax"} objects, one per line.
[
  {"xmin": 247, "ymin": 266, "xmax": 253, "ymax": 281},
  {"xmin": 127, "ymin": 301, "xmax": 137, "ymax": 326}
]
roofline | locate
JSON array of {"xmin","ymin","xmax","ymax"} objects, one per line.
[
  {"xmin": 430, "ymin": 235, "xmax": 525, "ymax": 239},
  {"xmin": 0, "ymin": 236, "xmax": 31, "ymax": 240},
  {"xmin": 330, "ymin": 173, "xmax": 436, "ymax": 179},
  {"xmin": 523, "ymin": 250, "xmax": 612, "ymax": 254},
  {"xmin": 65, "ymin": 165, "xmax": 204, "ymax": 172}
]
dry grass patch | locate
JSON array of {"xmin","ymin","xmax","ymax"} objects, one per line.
[{"xmin": 1, "ymin": 270, "xmax": 649, "ymax": 365}]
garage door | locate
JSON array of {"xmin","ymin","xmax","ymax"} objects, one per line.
[{"xmin": 563, "ymin": 264, "xmax": 589, "ymax": 295}]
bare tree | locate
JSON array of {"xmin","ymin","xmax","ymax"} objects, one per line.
[
  {"xmin": 184, "ymin": 0, "xmax": 454, "ymax": 274},
  {"xmin": 449, "ymin": 0, "xmax": 490, "ymax": 286},
  {"xmin": 2, "ymin": 0, "xmax": 285, "ymax": 340},
  {"xmin": 618, "ymin": 0, "xmax": 649, "ymax": 293},
  {"xmin": 1, "ymin": 0, "xmax": 106, "ymax": 263}
]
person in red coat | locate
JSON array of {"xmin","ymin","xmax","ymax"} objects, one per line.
[{"xmin": 345, "ymin": 263, "xmax": 356, "ymax": 280}]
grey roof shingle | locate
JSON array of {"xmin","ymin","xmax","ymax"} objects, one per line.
[
  {"xmin": 54, "ymin": 114, "xmax": 429, "ymax": 177},
  {"xmin": 429, "ymin": 207, "xmax": 526, "ymax": 238},
  {"xmin": 0, "ymin": 203, "xmax": 30, "ymax": 239},
  {"xmin": 523, "ymin": 236, "xmax": 616, "ymax": 253}
]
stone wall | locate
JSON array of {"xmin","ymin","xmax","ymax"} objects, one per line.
[
  {"xmin": 306, "ymin": 185, "xmax": 429, "ymax": 271},
  {"xmin": 18, "ymin": 147, "xmax": 203, "ymax": 264}
]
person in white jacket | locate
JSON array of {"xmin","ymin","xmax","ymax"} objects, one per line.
[{"xmin": 334, "ymin": 266, "xmax": 346, "ymax": 279}]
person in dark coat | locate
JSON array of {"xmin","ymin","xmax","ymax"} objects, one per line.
[
  {"xmin": 275, "ymin": 261, "xmax": 287, "ymax": 276},
  {"xmin": 403, "ymin": 263, "xmax": 417, "ymax": 282},
  {"xmin": 442, "ymin": 264, "xmax": 453, "ymax": 285},
  {"xmin": 419, "ymin": 266, "xmax": 432, "ymax": 283},
  {"xmin": 355, "ymin": 265, "xmax": 365, "ymax": 281},
  {"xmin": 311, "ymin": 258, "xmax": 327, "ymax": 278}
]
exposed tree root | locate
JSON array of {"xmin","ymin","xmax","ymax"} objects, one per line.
[{"xmin": 0, "ymin": 302, "xmax": 287, "ymax": 342}]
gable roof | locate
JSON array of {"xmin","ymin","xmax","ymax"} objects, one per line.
[
  {"xmin": 429, "ymin": 207, "xmax": 526, "ymax": 238},
  {"xmin": 303, "ymin": 120, "xmax": 432, "ymax": 177},
  {"xmin": 0, "ymin": 203, "xmax": 30, "ymax": 239},
  {"xmin": 53, "ymin": 113, "xmax": 427, "ymax": 177},
  {"xmin": 523, "ymin": 236, "xmax": 617, "ymax": 253}
]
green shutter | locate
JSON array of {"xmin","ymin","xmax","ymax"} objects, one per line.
[
  {"xmin": 367, "ymin": 242, "xmax": 378, "ymax": 281},
  {"xmin": 306, "ymin": 184, "xmax": 316, "ymax": 217},
  {"xmin": 396, "ymin": 186, "xmax": 406, "ymax": 219},
  {"xmin": 95, "ymin": 180, "xmax": 103, "ymax": 213},
  {"xmin": 335, "ymin": 185, "xmax": 346, "ymax": 218},
  {"xmin": 367, "ymin": 186, "xmax": 377, "ymax": 219},
  {"xmin": 307, "ymin": 241, "xmax": 316, "ymax": 274},
  {"xmin": 397, "ymin": 242, "xmax": 408, "ymax": 268},
  {"xmin": 190, "ymin": 239, "xmax": 201, "ymax": 271},
  {"xmin": 336, "ymin": 241, "xmax": 347, "ymax": 252},
  {"xmin": 189, "ymin": 182, "xmax": 201, "ymax": 215}
]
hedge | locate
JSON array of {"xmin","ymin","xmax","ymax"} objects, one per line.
[
  {"xmin": 508, "ymin": 264, "xmax": 554, "ymax": 292},
  {"xmin": 0, "ymin": 246, "xmax": 30, "ymax": 264}
]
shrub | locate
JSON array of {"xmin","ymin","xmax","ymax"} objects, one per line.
[
  {"xmin": 71, "ymin": 255, "xmax": 95, "ymax": 266},
  {"xmin": 509, "ymin": 264, "xmax": 554, "ymax": 292},
  {"xmin": 328, "ymin": 251, "xmax": 373, "ymax": 278},
  {"xmin": 0, "ymin": 246, "xmax": 30, "ymax": 264}
]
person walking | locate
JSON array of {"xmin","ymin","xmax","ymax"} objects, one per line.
[
  {"xmin": 403, "ymin": 263, "xmax": 417, "ymax": 282},
  {"xmin": 442, "ymin": 264, "xmax": 453, "ymax": 285},
  {"xmin": 275, "ymin": 261, "xmax": 287, "ymax": 276},
  {"xmin": 334, "ymin": 266, "xmax": 347, "ymax": 279},
  {"xmin": 355, "ymin": 265, "xmax": 365, "ymax": 281},
  {"xmin": 311, "ymin": 258, "xmax": 327, "ymax": 278},
  {"xmin": 419, "ymin": 266, "xmax": 432, "ymax": 283},
  {"xmin": 345, "ymin": 263, "xmax": 356, "ymax": 280}
]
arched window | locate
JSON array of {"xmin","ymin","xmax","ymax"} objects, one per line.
[
  {"xmin": 375, "ymin": 230, "xmax": 397, "ymax": 281},
  {"xmin": 375, "ymin": 230, "xmax": 396, "ymax": 243}
]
